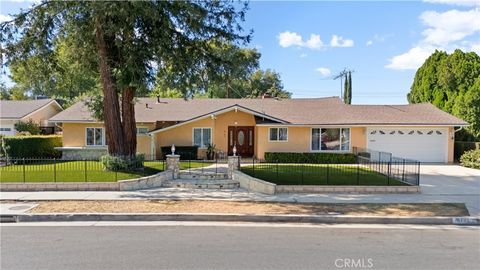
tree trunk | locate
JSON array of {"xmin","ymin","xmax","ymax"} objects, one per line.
[
  {"xmin": 122, "ymin": 87, "xmax": 137, "ymax": 158},
  {"xmin": 94, "ymin": 18, "xmax": 125, "ymax": 156}
]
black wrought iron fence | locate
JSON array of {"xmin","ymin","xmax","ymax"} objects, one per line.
[
  {"xmin": 241, "ymin": 155, "xmax": 420, "ymax": 186},
  {"xmin": 0, "ymin": 156, "xmax": 165, "ymax": 183}
]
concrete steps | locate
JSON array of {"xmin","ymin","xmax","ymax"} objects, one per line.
[
  {"xmin": 178, "ymin": 172, "xmax": 229, "ymax": 180},
  {"xmin": 162, "ymin": 179, "xmax": 239, "ymax": 189}
]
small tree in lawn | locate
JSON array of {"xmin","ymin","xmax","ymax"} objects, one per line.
[{"xmin": 1, "ymin": 1, "xmax": 250, "ymax": 165}]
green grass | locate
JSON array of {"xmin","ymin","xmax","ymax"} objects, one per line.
[
  {"xmin": 241, "ymin": 164, "xmax": 407, "ymax": 186},
  {"xmin": 0, "ymin": 160, "xmax": 211, "ymax": 182}
]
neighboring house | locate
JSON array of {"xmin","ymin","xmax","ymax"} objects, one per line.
[
  {"xmin": 0, "ymin": 99, "xmax": 63, "ymax": 136},
  {"xmin": 49, "ymin": 97, "xmax": 467, "ymax": 163}
]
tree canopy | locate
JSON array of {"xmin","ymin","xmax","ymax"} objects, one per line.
[
  {"xmin": 407, "ymin": 49, "xmax": 480, "ymax": 141},
  {"xmin": 1, "ymin": 0, "xmax": 251, "ymax": 158}
]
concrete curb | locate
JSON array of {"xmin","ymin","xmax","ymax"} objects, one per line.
[{"xmin": 4, "ymin": 213, "xmax": 479, "ymax": 226}]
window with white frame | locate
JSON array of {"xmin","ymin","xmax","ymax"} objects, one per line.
[
  {"xmin": 311, "ymin": 128, "xmax": 350, "ymax": 151},
  {"xmin": 193, "ymin": 128, "xmax": 211, "ymax": 148},
  {"xmin": 269, "ymin": 127, "xmax": 288, "ymax": 141},
  {"xmin": 0, "ymin": 128, "xmax": 11, "ymax": 131},
  {"xmin": 86, "ymin": 127, "xmax": 104, "ymax": 146},
  {"xmin": 137, "ymin": 127, "xmax": 149, "ymax": 134}
]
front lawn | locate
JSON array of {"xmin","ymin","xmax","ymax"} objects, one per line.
[
  {"xmin": 241, "ymin": 163, "xmax": 407, "ymax": 186},
  {"xmin": 0, "ymin": 160, "xmax": 211, "ymax": 182}
]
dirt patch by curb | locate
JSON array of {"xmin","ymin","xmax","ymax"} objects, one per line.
[{"xmin": 23, "ymin": 200, "xmax": 469, "ymax": 217}]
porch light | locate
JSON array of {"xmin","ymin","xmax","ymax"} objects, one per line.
[
  {"xmin": 171, "ymin": 144, "xmax": 176, "ymax": 155},
  {"xmin": 233, "ymin": 144, "xmax": 237, "ymax": 156}
]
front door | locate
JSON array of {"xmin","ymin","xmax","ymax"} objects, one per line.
[{"xmin": 228, "ymin": 126, "xmax": 254, "ymax": 157}]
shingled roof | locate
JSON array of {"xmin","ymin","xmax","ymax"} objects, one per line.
[
  {"xmin": 49, "ymin": 97, "xmax": 468, "ymax": 126},
  {"xmin": 0, "ymin": 99, "xmax": 61, "ymax": 119}
]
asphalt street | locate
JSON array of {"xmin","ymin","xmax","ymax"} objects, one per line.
[{"xmin": 1, "ymin": 223, "xmax": 479, "ymax": 270}]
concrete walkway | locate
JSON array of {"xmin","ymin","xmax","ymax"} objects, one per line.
[{"xmin": 1, "ymin": 165, "xmax": 479, "ymax": 216}]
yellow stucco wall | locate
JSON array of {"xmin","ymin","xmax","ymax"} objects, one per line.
[
  {"xmin": 155, "ymin": 110, "xmax": 255, "ymax": 158},
  {"xmin": 256, "ymin": 126, "xmax": 310, "ymax": 159},
  {"xmin": 448, "ymin": 126, "xmax": 454, "ymax": 163},
  {"xmin": 62, "ymin": 123, "xmax": 155, "ymax": 156},
  {"xmin": 61, "ymin": 119, "xmax": 456, "ymax": 163},
  {"xmin": 351, "ymin": 127, "xmax": 366, "ymax": 150}
]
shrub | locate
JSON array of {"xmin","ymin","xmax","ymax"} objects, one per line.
[
  {"xmin": 14, "ymin": 119, "xmax": 41, "ymax": 135},
  {"xmin": 100, "ymin": 154, "xmax": 145, "ymax": 171},
  {"xmin": 1, "ymin": 135, "xmax": 62, "ymax": 158},
  {"xmin": 454, "ymin": 141, "xmax": 480, "ymax": 161},
  {"xmin": 160, "ymin": 145, "xmax": 198, "ymax": 160},
  {"xmin": 460, "ymin": 149, "xmax": 480, "ymax": 169},
  {"xmin": 264, "ymin": 152, "xmax": 357, "ymax": 164}
]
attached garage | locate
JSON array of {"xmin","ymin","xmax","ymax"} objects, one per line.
[{"xmin": 367, "ymin": 127, "xmax": 448, "ymax": 163}]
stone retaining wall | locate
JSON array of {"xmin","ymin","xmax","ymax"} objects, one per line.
[
  {"xmin": 0, "ymin": 171, "xmax": 173, "ymax": 192},
  {"xmin": 119, "ymin": 171, "xmax": 171, "ymax": 191},
  {"xmin": 232, "ymin": 171, "xmax": 276, "ymax": 195},
  {"xmin": 232, "ymin": 170, "xmax": 420, "ymax": 194}
]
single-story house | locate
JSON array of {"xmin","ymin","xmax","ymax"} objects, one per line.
[
  {"xmin": 49, "ymin": 97, "xmax": 467, "ymax": 163},
  {"xmin": 0, "ymin": 99, "xmax": 63, "ymax": 136}
]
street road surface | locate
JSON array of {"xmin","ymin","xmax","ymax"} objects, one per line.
[{"xmin": 1, "ymin": 222, "xmax": 479, "ymax": 270}]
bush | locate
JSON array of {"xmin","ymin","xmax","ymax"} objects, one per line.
[
  {"xmin": 264, "ymin": 152, "xmax": 357, "ymax": 164},
  {"xmin": 100, "ymin": 154, "xmax": 145, "ymax": 171},
  {"xmin": 14, "ymin": 119, "xmax": 41, "ymax": 135},
  {"xmin": 454, "ymin": 141, "xmax": 480, "ymax": 161},
  {"xmin": 460, "ymin": 149, "xmax": 480, "ymax": 169},
  {"xmin": 160, "ymin": 145, "xmax": 198, "ymax": 160},
  {"xmin": 1, "ymin": 135, "xmax": 62, "ymax": 158}
]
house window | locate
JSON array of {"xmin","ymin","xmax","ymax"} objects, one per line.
[
  {"xmin": 137, "ymin": 127, "xmax": 149, "ymax": 134},
  {"xmin": 86, "ymin": 128, "xmax": 104, "ymax": 146},
  {"xmin": 0, "ymin": 128, "xmax": 11, "ymax": 131},
  {"xmin": 193, "ymin": 128, "xmax": 211, "ymax": 148},
  {"xmin": 269, "ymin": 127, "xmax": 288, "ymax": 141},
  {"xmin": 311, "ymin": 128, "xmax": 350, "ymax": 151}
]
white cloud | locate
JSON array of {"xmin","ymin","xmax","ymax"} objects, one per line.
[
  {"xmin": 278, "ymin": 31, "xmax": 353, "ymax": 50},
  {"xmin": 300, "ymin": 53, "xmax": 308, "ymax": 58},
  {"xmin": 366, "ymin": 40, "xmax": 373, "ymax": 46},
  {"xmin": 386, "ymin": 46, "xmax": 436, "ymax": 70},
  {"xmin": 420, "ymin": 9, "xmax": 480, "ymax": 46},
  {"xmin": 423, "ymin": 0, "xmax": 480, "ymax": 6},
  {"xmin": 330, "ymin": 35, "xmax": 354, "ymax": 47},
  {"xmin": 278, "ymin": 31, "xmax": 304, "ymax": 48},
  {"xmin": 305, "ymin": 34, "xmax": 324, "ymax": 49},
  {"xmin": 0, "ymin": 14, "xmax": 13, "ymax": 23},
  {"xmin": 387, "ymin": 8, "xmax": 480, "ymax": 70},
  {"xmin": 316, "ymin": 67, "xmax": 332, "ymax": 77}
]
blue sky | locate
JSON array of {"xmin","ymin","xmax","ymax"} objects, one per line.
[{"xmin": 1, "ymin": 0, "xmax": 479, "ymax": 104}]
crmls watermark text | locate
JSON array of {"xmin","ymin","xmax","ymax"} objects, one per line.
[{"xmin": 334, "ymin": 258, "xmax": 374, "ymax": 269}]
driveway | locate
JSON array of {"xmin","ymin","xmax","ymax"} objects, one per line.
[{"xmin": 420, "ymin": 164, "xmax": 480, "ymax": 195}]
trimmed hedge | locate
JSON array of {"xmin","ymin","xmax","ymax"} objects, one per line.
[
  {"xmin": 460, "ymin": 149, "xmax": 480, "ymax": 169},
  {"xmin": 264, "ymin": 152, "xmax": 357, "ymax": 164},
  {"xmin": 100, "ymin": 154, "xmax": 145, "ymax": 171},
  {"xmin": 454, "ymin": 141, "xmax": 480, "ymax": 161},
  {"xmin": 160, "ymin": 145, "xmax": 198, "ymax": 160},
  {"xmin": 1, "ymin": 135, "xmax": 62, "ymax": 158}
]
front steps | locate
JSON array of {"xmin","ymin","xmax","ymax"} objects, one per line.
[{"xmin": 162, "ymin": 171, "xmax": 240, "ymax": 189}]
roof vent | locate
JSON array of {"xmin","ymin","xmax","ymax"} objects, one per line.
[{"xmin": 156, "ymin": 95, "xmax": 160, "ymax": 103}]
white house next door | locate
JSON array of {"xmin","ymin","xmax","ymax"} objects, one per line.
[{"xmin": 367, "ymin": 128, "xmax": 448, "ymax": 163}]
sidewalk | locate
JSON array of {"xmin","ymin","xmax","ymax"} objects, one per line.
[{"xmin": 2, "ymin": 187, "xmax": 479, "ymax": 217}]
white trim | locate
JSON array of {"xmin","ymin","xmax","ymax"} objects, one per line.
[
  {"xmin": 256, "ymin": 123, "xmax": 468, "ymax": 127},
  {"xmin": 309, "ymin": 127, "xmax": 351, "ymax": 152},
  {"xmin": 192, "ymin": 127, "xmax": 213, "ymax": 149},
  {"xmin": 148, "ymin": 105, "xmax": 288, "ymax": 135},
  {"xmin": 268, "ymin": 127, "xmax": 289, "ymax": 142},
  {"xmin": 85, "ymin": 127, "xmax": 106, "ymax": 147}
]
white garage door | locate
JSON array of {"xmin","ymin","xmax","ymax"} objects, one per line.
[{"xmin": 367, "ymin": 128, "xmax": 448, "ymax": 163}]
